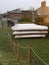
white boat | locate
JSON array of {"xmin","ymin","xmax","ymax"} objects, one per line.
[
  {"xmin": 11, "ymin": 24, "xmax": 48, "ymax": 31},
  {"xmin": 13, "ymin": 31, "xmax": 48, "ymax": 35},
  {"xmin": 15, "ymin": 34, "xmax": 46, "ymax": 38},
  {"xmin": 11, "ymin": 24, "xmax": 48, "ymax": 38}
]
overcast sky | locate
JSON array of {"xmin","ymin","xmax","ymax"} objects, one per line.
[{"xmin": 0, "ymin": 0, "xmax": 49, "ymax": 13}]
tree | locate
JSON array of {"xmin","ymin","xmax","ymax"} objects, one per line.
[
  {"xmin": 35, "ymin": 16, "xmax": 49, "ymax": 37},
  {"xmin": 22, "ymin": 16, "xmax": 31, "ymax": 21},
  {"xmin": 35, "ymin": 16, "xmax": 44, "ymax": 25}
]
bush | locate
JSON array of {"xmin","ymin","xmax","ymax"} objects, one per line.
[
  {"xmin": 22, "ymin": 16, "xmax": 31, "ymax": 21},
  {"xmin": 35, "ymin": 16, "xmax": 44, "ymax": 24}
]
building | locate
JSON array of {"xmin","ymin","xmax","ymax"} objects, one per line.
[
  {"xmin": 7, "ymin": 9, "xmax": 23, "ymax": 24},
  {"xmin": 36, "ymin": 0, "xmax": 49, "ymax": 24},
  {"xmin": 7, "ymin": 9, "xmax": 35, "ymax": 24},
  {"xmin": 22, "ymin": 10, "xmax": 34, "ymax": 22}
]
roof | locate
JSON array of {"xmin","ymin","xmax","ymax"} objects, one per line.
[
  {"xmin": 8, "ymin": 9, "xmax": 22, "ymax": 14},
  {"xmin": 22, "ymin": 10, "xmax": 34, "ymax": 12},
  {"xmin": 11, "ymin": 24, "xmax": 48, "ymax": 30}
]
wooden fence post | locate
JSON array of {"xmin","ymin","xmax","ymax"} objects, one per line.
[
  {"xmin": 28, "ymin": 44, "xmax": 32, "ymax": 65},
  {"xmin": 13, "ymin": 44, "xmax": 16, "ymax": 58},
  {"xmin": 17, "ymin": 44, "xmax": 20, "ymax": 62}
]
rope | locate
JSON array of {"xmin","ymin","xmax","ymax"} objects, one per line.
[{"xmin": 31, "ymin": 47, "xmax": 48, "ymax": 65}]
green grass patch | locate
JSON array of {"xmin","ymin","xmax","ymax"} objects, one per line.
[
  {"xmin": 8, "ymin": 27, "xmax": 49, "ymax": 64},
  {"xmin": 0, "ymin": 27, "xmax": 49, "ymax": 65}
]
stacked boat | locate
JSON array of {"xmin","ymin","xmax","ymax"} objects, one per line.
[{"xmin": 11, "ymin": 24, "xmax": 48, "ymax": 38}]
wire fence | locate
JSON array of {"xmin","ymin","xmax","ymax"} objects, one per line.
[{"xmin": 2, "ymin": 26, "xmax": 48, "ymax": 65}]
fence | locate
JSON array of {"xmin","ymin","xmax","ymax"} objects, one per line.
[
  {"xmin": 15, "ymin": 44, "xmax": 48, "ymax": 65},
  {"xmin": 2, "ymin": 27, "xmax": 48, "ymax": 65}
]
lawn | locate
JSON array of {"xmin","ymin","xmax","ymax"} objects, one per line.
[
  {"xmin": 0, "ymin": 27, "xmax": 18, "ymax": 65},
  {"xmin": 0, "ymin": 26, "xmax": 49, "ymax": 65},
  {"xmin": 7, "ymin": 26, "xmax": 49, "ymax": 65},
  {"xmin": 0, "ymin": 51, "xmax": 17, "ymax": 65}
]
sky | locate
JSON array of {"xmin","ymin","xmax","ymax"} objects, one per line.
[{"xmin": 0, "ymin": 0, "xmax": 49, "ymax": 13}]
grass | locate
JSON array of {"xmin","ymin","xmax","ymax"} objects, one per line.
[
  {"xmin": 0, "ymin": 51, "xmax": 17, "ymax": 65},
  {"xmin": 0, "ymin": 26, "xmax": 49, "ymax": 65},
  {"xmin": 8, "ymin": 26, "xmax": 49, "ymax": 64},
  {"xmin": 14, "ymin": 38, "xmax": 49, "ymax": 64},
  {"xmin": 0, "ymin": 27, "xmax": 10, "ymax": 51},
  {"xmin": 0, "ymin": 27, "xmax": 18, "ymax": 65}
]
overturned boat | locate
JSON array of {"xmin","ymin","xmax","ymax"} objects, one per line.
[{"xmin": 11, "ymin": 24, "xmax": 48, "ymax": 38}]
